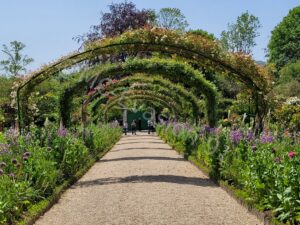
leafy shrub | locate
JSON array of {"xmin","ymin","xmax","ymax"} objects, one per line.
[
  {"xmin": 0, "ymin": 176, "xmax": 36, "ymax": 224},
  {"xmin": 90, "ymin": 123, "xmax": 122, "ymax": 154},
  {"xmin": 0, "ymin": 123, "xmax": 121, "ymax": 224},
  {"xmin": 157, "ymin": 122, "xmax": 300, "ymax": 223},
  {"xmin": 60, "ymin": 137, "xmax": 89, "ymax": 178},
  {"xmin": 23, "ymin": 146, "xmax": 59, "ymax": 195}
]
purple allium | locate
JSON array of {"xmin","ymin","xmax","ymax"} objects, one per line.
[
  {"xmin": 260, "ymin": 132, "xmax": 274, "ymax": 143},
  {"xmin": 251, "ymin": 145, "xmax": 257, "ymax": 152},
  {"xmin": 8, "ymin": 173, "xmax": 15, "ymax": 178},
  {"xmin": 57, "ymin": 126, "xmax": 68, "ymax": 137},
  {"xmin": 201, "ymin": 126, "xmax": 218, "ymax": 135},
  {"xmin": 159, "ymin": 118, "xmax": 167, "ymax": 125},
  {"xmin": 173, "ymin": 124, "xmax": 184, "ymax": 134},
  {"xmin": 23, "ymin": 156, "xmax": 29, "ymax": 161},
  {"xmin": 12, "ymin": 159, "xmax": 18, "ymax": 165},
  {"xmin": 230, "ymin": 129, "xmax": 243, "ymax": 144},
  {"xmin": 0, "ymin": 162, "xmax": 7, "ymax": 168},
  {"xmin": 23, "ymin": 152, "xmax": 30, "ymax": 157},
  {"xmin": 0, "ymin": 144, "xmax": 10, "ymax": 155},
  {"xmin": 5, "ymin": 128, "xmax": 19, "ymax": 145},
  {"xmin": 203, "ymin": 125, "xmax": 211, "ymax": 133},
  {"xmin": 246, "ymin": 131, "xmax": 254, "ymax": 142}
]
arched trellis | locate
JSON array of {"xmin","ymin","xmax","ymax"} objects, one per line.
[
  {"xmin": 58, "ymin": 58, "xmax": 217, "ymax": 127},
  {"xmin": 85, "ymin": 75, "xmax": 202, "ymax": 124},
  {"xmin": 17, "ymin": 28, "xmax": 271, "ymax": 131},
  {"xmin": 87, "ymin": 85, "xmax": 193, "ymax": 124},
  {"xmin": 101, "ymin": 93, "xmax": 180, "ymax": 122}
]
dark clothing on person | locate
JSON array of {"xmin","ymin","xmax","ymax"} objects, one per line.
[
  {"xmin": 131, "ymin": 121, "xmax": 137, "ymax": 135},
  {"xmin": 148, "ymin": 120, "xmax": 154, "ymax": 134}
]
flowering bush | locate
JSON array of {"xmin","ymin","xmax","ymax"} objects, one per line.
[
  {"xmin": 0, "ymin": 123, "xmax": 121, "ymax": 224},
  {"xmin": 157, "ymin": 122, "xmax": 300, "ymax": 224}
]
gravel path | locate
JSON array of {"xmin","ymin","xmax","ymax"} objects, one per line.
[{"xmin": 35, "ymin": 132, "xmax": 262, "ymax": 225}]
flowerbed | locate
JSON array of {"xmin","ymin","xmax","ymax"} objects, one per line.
[
  {"xmin": 0, "ymin": 123, "xmax": 121, "ymax": 224},
  {"xmin": 156, "ymin": 122, "xmax": 300, "ymax": 224}
]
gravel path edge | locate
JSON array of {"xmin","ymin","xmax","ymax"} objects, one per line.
[
  {"xmin": 163, "ymin": 137, "xmax": 276, "ymax": 225},
  {"xmin": 16, "ymin": 140, "xmax": 121, "ymax": 225}
]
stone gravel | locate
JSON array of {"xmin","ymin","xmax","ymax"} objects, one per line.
[{"xmin": 35, "ymin": 132, "xmax": 263, "ymax": 225}]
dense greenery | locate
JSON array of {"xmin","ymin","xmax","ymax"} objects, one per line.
[
  {"xmin": 18, "ymin": 28, "xmax": 270, "ymax": 124},
  {"xmin": 0, "ymin": 2, "xmax": 299, "ymax": 224},
  {"xmin": 58, "ymin": 58, "xmax": 218, "ymax": 127},
  {"xmin": 157, "ymin": 122, "xmax": 300, "ymax": 223},
  {"xmin": 268, "ymin": 6, "xmax": 300, "ymax": 70},
  {"xmin": 0, "ymin": 123, "xmax": 121, "ymax": 224},
  {"xmin": 93, "ymin": 75, "xmax": 203, "ymax": 121}
]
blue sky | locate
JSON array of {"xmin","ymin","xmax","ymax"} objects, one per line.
[{"xmin": 1, "ymin": 0, "xmax": 299, "ymax": 71}]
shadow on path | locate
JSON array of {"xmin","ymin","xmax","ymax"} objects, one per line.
[
  {"xmin": 73, "ymin": 175, "xmax": 216, "ymax": 188},
  {"xmin": 111, "ymin": 147, "xmax": 172, "ymax": 152},
  {"xmin": 100, "ymin": 156, "xmax": 184, "ymax": 163},
  {"xmin": 116, "ymin": 141, "xmax": 164, "ymax": 145}
]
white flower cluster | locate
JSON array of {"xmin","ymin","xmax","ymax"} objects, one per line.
[{"xmin": 285, "ymin": 96, "xmax": 300, "ymax": 105}]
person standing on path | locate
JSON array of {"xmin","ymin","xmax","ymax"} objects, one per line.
[
  {"xmin": 147, "ymin": 120, "xmax": 153, "ymax": 134},
  {"xmin": 123, "ymin": 121, "xmax": 128, "ymax": 135},
  {"xmin": 131, "ymin": 120, "xmax": 137, "ymax": 135}
]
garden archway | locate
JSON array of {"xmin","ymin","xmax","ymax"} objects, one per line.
[
  {"xmin": 59, "ymin": 58, "xmax": 217, "ymax": 127},
  {"xmin": 17, "ymin": 28, "xmax": 271, "ymax": 131},
  {"xmin": 74, "ymin": 75, "xmax": 202, "ymax": 127}
]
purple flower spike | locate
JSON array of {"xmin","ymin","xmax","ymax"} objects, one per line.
[
  {"xmin": 260, "ymin": 131, "xmax": 274, "ymax": 143},
  {"xmin": 230, "ymin": 129, "xmax": 243, "ymax": 144},
  {"xmin": 57, "ymin": 126, "xmax": 68, "ymax": 137},
  {"xmin": 246, "ymin": 131, "xmax": 254, "ymax": 142}
]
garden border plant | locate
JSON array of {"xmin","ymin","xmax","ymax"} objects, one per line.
[
  {"xmin": 0, "ymin": 124, "xmax": 122, "ymax": 225},
  {"xmin": 156, "ymin": 122, "xmax": 299, "ymax": 224}
]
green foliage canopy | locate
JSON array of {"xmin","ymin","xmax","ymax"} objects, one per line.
[{"xmin": 268, "ymin": 6, "xmax": 300, "ymax": 69}]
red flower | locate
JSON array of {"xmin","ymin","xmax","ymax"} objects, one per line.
[{"xmin": 288, "ymin": 151, "xmax": 297, "ymax": 158}]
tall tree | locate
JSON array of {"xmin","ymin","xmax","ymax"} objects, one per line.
[
  {"xmin": 0, "ymin": 41, "xmax": 33, "ymax": 77},
  {"xmin": 220, "ymin": 11, "xmax": 261, "ymax": 54},
  {"xmin": 155, "ymin": 8, "xmax": 189, "ymax": 31},
  {"xmin": 268, "ymin": 6, "xmax": 300, "ymax": 70},
  {"xmin": 75, "ymin": 1, "xmax": 155, "ymax": 43}
]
